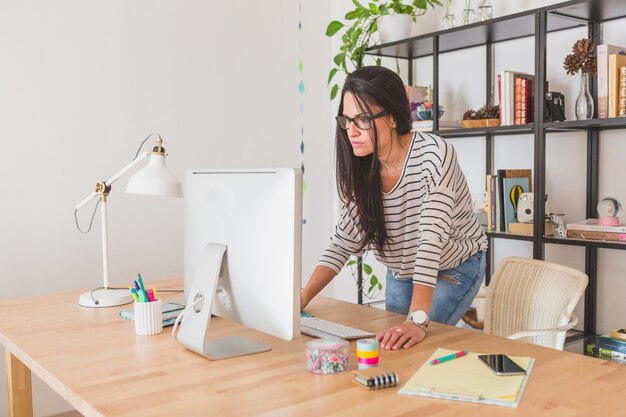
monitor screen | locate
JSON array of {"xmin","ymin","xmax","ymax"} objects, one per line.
[{"xmin": 183, "ymin": 168, "xmax": 302, "ymax": 342}]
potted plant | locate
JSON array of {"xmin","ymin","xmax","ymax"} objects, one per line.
[{"xmin": 326, "ymin": 0, "xmax": 442, "ymax": 99}]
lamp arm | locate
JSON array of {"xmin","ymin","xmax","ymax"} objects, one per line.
[{"xmin": 74, "ymin": 152, "xmax": 150, "ymax": 210}]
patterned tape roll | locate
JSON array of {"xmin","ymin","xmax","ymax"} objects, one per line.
[
  {"xmin": 356, "ymin": 338, "xmax": 379, "ymax": 352},
  {"xmin": 356, "ymin": 349, "xmax": 379, "ymax": 359},
  {"xmin": 356, "ymin": 338, "xmax": 379, "ymax": 370},
  {"xmin": 357, "ymin": 356, "xmax": 380, "ymax": 365}
]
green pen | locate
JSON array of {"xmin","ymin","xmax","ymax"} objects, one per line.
[{"xmin": 137, "ymin": 272, "xmax": 149, "ymax": 302}]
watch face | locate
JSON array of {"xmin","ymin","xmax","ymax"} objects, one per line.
[{"xmin": 412, "ymin": 310, "xmax": 428, "ymax": 324}]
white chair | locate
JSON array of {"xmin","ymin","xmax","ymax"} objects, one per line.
[{"xmin": 483, "ymin": 256, "xmax": 588, "ymax": 351}]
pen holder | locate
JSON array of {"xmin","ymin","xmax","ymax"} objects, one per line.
[{"xmin": 134, "ymin": 299, "xmax": 163, "ymax": 336}]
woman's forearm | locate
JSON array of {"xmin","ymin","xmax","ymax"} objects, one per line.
[{"xmin": 301, "ymin": 265, "xmax": 338, "ymax": 309}]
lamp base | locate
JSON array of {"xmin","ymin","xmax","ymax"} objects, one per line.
[{"xmin": 79, "ymin": 288, "xmax": 133, "ymax": 308}]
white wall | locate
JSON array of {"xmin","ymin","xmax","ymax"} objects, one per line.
[
  {"xmin": 0, "ymin": 1, "xmax": 333, "ymax": 415},
  {"xmin": 328, "ymin": 0, "xmax": 626, "ymax": 335}
]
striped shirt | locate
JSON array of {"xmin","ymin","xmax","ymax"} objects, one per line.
[{"xmin": 319, "ymin": 132, "xmax": 488, "ymax": 288}]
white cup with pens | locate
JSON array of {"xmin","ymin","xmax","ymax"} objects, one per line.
[{"xmin": 130, "ymin": 273, "xmax": 163, "ymax": 336}]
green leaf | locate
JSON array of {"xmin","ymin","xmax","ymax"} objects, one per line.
[
  {"xmin": 346, "ymin": 259, "xmax": 356, "ymax": 266},
  {"xmin": 363, "ymin": 263, "xmax": 373, "ymax": 274},
  {"xmin": 369, "ymin": 275, "xmax": 378, "ymax": 285},
  {"xmin": 369, "ymin": 3, "xmax": 379, "ymax": 14},
  {"xmin": 352, "ymin": 0, "xmax": 368, "ymax": 11},
  {"xmin": 325, "ymin": 20, "xmax": 344, "ymax": 37},
  {"xmin": 330, "ymin": 84, "xmax": 339, "ymax": 100},
  {"xmin": 327, "ymin": 68, "xmax": 338, "ymax": 85},
  {"xmin": 377, "ymin": 283, "xmax": 383, "ymax": 290},
  {"xmin": 345, "ymin": 10, "xmax": 361, "ymax": 20},
  {"xmin": 333, "ymin": 52, "xmax": 346, "ymax": 66}
]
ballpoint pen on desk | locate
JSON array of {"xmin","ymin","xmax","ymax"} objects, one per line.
[{"xmin": 430, "ymin": 350, "xmax": 468, "ymax": 365}]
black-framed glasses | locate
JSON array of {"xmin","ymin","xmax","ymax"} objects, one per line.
[{"xmin": 336, "ymin": 110, "xmax": 389, "ymax": 130}]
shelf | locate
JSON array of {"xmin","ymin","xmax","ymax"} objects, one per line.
[
  {"xmin": 545, "ymin": 116, "xmax": 626, "ymax": 131},
  {"xmin": 544, "ymin": 236, "xmax": 626, "ymax": 250},
  {"xmin": 486, "ymin": 231, "xmax": 534, "ymax": 241},
  {"xmin": 436, "ymin": 124, "xmax": 534, "ymax": 138},
  {"xmin": 366, "ymin": 0, "xmax": 626, "ymax": 60},
  {"xmin": 566, "ymin": 329, "xmax": 589, "ymax": 344}
]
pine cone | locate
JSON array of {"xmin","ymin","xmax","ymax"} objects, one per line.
[
  {"xmin": 564, "ymin": 38, "xmax": 597, "ymax": 75},
  {"xmin": 462, "ymin": 109, "xmax": 478, "ymax": 120},
  {"xmin": 477, "ymin": 103, "xmax": 499, "ymax": 119}
]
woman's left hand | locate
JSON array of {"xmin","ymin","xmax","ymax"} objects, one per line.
[{"xmin": 376, "ymin": 321, "xmax": 426, "ymax": 350}]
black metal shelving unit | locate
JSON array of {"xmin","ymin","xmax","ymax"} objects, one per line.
[{"xmin": 364, "ymin": 0, "xmax": 626, "ymax": 343}]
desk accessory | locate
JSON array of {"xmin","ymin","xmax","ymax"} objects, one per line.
[
  {"xmin": 597, "ymin": 197, "xmax": 622, "ymax": 226},
  {"xmin": 119, "ymin": 299, "xmax": 184, "ymax": 326},
  {"xmin": 305, "ymin": 339, "xmax": 349, "ymax": 374},
  {"xmin": 353, "ymin": 366, "xmax": 399, "ymax": 390},
  {"xmin": 399, "ymin": 348, "xmax": 534, "ymax": 408},
  {"xmin": 356, "ymin": 338, "xmax": 379, "ymax": 370},
  {"xmin": 74, "ymin": 133, "xmax": 182, "ymax": 308},
  {"xmin": 134, "ymin": 298, "xmax": 163, "ymax": 335}
]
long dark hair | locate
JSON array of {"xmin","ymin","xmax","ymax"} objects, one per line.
[{"xmin": 335, "ymin": 66, "xmax": 412, "ymax": 256}]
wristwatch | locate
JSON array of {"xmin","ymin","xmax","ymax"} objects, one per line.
[{"xmin": 406, "ymin": 309, "xmax": 430, "ymax": 329}]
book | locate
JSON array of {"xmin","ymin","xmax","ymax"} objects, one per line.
[
  {"xmin": 587, "ymin": 343, "xmax": 626, "ymax": 363},
  {"xmin": 509, "ymin": 221, "xmax": 554, "ymax": 236},
  {"xmin": 496, "ymin": 169, "xmax": 532, "ymax": 232},
  {"xmin": 566, "ymin": 219, "xmax": 626, "ymax": 233},
  {"xmin": 502, "ymin": 177, "xmax": 530, "ymax": 232},
  {"xmin": 597, "ymin": 44, "xmax": 626, "ymax": 118},
  {"xmin": 596, "ymin": 335, "xmax": 626, "ymax": 355},
  {"xmin": 566, "ymin": 229, "xmax": 626, "ymax": 242},
  {"xmin": 399, "ymin": 348, "xmax": 534, "ymax": 408},
  {"xmin": 118, "ymin": 299, "xmax": 185, "ymax": 327},
  {"xmin": 514, "ymin": 75, "xmax": 534, "ymax": 125},
  {"xmin": 353, "ymin": 367, "xmax": 400, "ymax": 390},
  {"xmin": 608, "ymin": 52, "xmax": 626, "ymax": 117}
]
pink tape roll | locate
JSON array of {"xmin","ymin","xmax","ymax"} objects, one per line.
[{"xmin": 357, "ymin": 356, "xmax": 379, "ymax": 365}]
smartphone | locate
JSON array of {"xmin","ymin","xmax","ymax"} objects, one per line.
[{"xmin": 478, "ymin": 354, "xmax": 526, "ymax": 376}]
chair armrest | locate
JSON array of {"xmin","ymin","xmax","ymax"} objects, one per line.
[{"xmin": 506, "ymin": 314, "xmax": 578, "ymax": 341}]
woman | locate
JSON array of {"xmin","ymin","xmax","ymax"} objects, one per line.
[{"xmin": 300, "ymin": 66, "xmax": 487, "ymax": 351}]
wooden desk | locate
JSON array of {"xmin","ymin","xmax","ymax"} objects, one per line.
[{"xmin": 1, "ymin": 280, "xmax": 625, "ymax": 417}]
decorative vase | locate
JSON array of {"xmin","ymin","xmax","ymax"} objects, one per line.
[
  {"xmin": 377, "ymin": 14, "xmax": 412, "ymax": 44},
  {"xmin": 462, "ymin": 0, "xmax": 475, "ymax": 25},
  {"xmin": 575, "ymin": 73, "xmax": 594, "ymax": 120},
  {"xmin": 442, "ymin": 0, "xmax": 456, "ymax": 29},
  {"xmin": 477, "ymin": 0, "xmax": 493, "ymax": 21}
]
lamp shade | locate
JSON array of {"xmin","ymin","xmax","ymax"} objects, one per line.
[{"xmin": 126, "ymin": 154, "xmax": 183, "ymax": 197}]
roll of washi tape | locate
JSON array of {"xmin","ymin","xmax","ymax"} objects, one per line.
[
  {"xmin": 305, "ymin": 339, "xmax": 349, "ymax": 375},
  {"xmin": 356, "ymin": 338, "xmax": 379, "ymax": 370},
  {"xmin": 357, "ymin": 356, "xmax": 379, "ymax": 365},
  {"xmin": 356, "ymin": 349, "xmax": 379, "ymax": 359}
]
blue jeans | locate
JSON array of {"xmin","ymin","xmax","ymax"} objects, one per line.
[{"xmin": 385, "ymin": 251, "xmax": 486, "ymax": 325}]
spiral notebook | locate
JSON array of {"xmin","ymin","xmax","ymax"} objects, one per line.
[
  {"xmin": 353, "ymin": 366, "xmax": 399, "ymax": 390},
  {"xmin": 399, "ymin": 348, "xmax": 534, "ymax": 408}
]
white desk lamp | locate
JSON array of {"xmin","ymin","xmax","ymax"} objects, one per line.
[{"xmin": 74, "ymin": 133, "xmax": 182, "ymax": 308}]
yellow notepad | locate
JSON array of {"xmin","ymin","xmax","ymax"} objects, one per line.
[{"xmin": 399, "ymin": 348, "xmax": 534, "ymax": 408}]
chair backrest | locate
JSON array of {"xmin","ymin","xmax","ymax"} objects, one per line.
[{"xmin": 483, "ymin": 256, "xmax": 588, "ymax": 350}]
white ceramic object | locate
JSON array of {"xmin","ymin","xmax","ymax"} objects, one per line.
[
  {"xmin": 134, "ymin": 299, "xmax": 163, "ymax": 336},
  {"xmin": 377, "ymin": 14, "xmax": 412, "ymax": 43}
]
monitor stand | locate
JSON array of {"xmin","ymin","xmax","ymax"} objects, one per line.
[{"xmin": 176, "ymin": 243, "xmax": 271, "ymax": 360}]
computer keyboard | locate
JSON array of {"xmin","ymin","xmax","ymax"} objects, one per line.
[{"xmin": 300, "ymin": 317, "xmax": 375, "ymax": 340}]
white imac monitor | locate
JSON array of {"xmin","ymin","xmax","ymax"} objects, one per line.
[{"xmin": 176, "ymin": 168, "xmax": 301, "ymax": 360}]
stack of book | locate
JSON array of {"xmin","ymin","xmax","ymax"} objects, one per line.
[
  {"xmin": 565, "ymin": 219, "xmax": 626, "ymax": 243},
  {"xmin": 486, "ymin": 169, "xmax": 532, "ymax": 233},
  {"xmin": 586, "ymin": 330, "xmax": 626, "ymax": 364},
  {"xmin": 597, "ymin": 44, "xmax": 626, "ymax": 118},
  {"xmin": 497, "ymin": 70, "xmax": 534, "ymax": 126}
]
